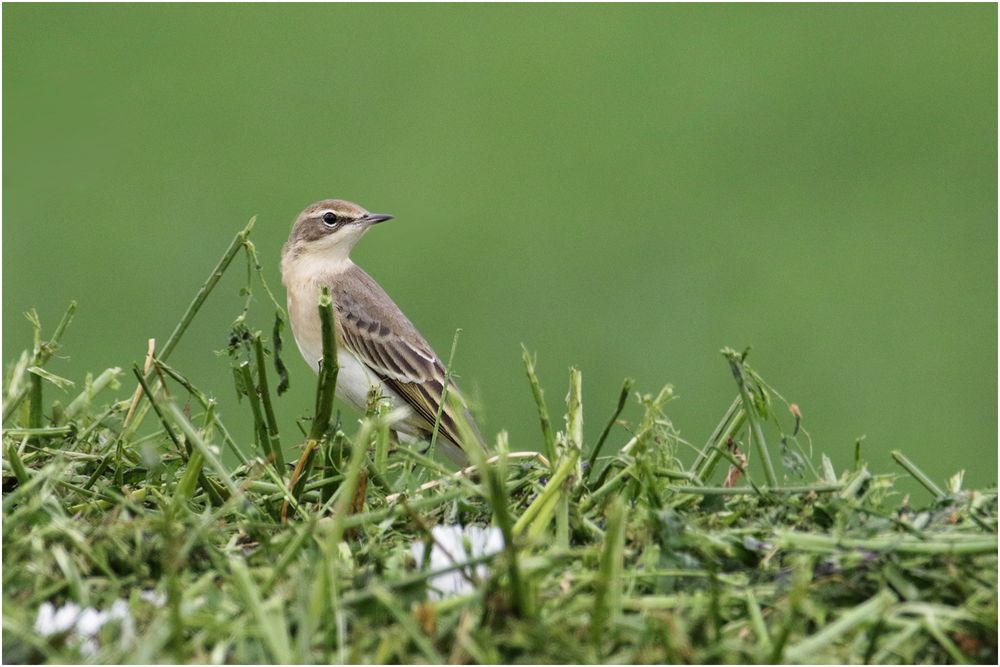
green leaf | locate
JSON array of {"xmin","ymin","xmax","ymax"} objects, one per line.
[
  {"xmin": 272, "ymin": 311, "xmax": 290, "ymax": 395},
  {"xmin": 27, "ymin": 366, "xmax": 74, "ymax": 390}
]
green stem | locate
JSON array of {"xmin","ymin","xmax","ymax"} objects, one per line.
[
  {"xmin": 783, "ymin": 591, "xmax": 895, "ymax": 663},
  {"xmin": 131, "ymin": 365, "xmax": 184, "ymax": 454},
  {"xmin": 230, "ymin": 557, "xmax": 293, "ymax": 663},
  {"xmin": 582, "ymin": 465, "xmax": 632, "ymax": 512},
  {"xmin": 513, "ymin": 451, "xmax": 580, "ymax": 536},
  {"xmin": 289, "ymin": 288, "xmax": 338, "ymax": 508},
  {"xmin": 133, "ymin": 366, "xmax": 226, "ymax": 506},
  {"xmin": 521, "ymin": 346, "xmax": 557, "ymax": 467},
  {"xmin": 46, "ymin": 301, "xmax": 79, "ymax": 360},
  {"xmin": 584, "ymin": 378, "xmax": 633, "ymax": 483},
  {"xmin": 724, "ymin": 351, "xmax": 778, "ymax": 487},
  {"xmin": 323, "ymin": 421, "xmax": 371, "ymax": 547},
  {"xmin": 253, "ymin": 334, "xmax": 282, "ymax": 462},
  {"xmin": 4, "ymin": 426, "xmax": 75, "ymax": 437},
  {"xmin": 6, "ymin": 440, "xmax": 31, "ymax": 485},
  {"xmin": 239, "ymin": 361, "xmax": 275, "ymax": 467},
  {"xmin": 160, "ymin": 217, "xmax": 256, "ymax": 362},
  {"xmin": 309, "ymin": 287, "xmax": 339, "ymax": 442},
  {"xmin": 891, "ymin": 450, "xmax": 945, "ymax": 499},
  {"xmin": 745, "ymin": 589, "xmax": 772, "ymax": 654},
  {"xmin": 338, "ymin": 487, "xmax": 470, "ymax": 531},
  {"xmin": 775, "ymin": 530, "xmax": 997, "ymax": 555},
  {"xmin": 692, "ymin": 396, "xmax": 743, "ymax": 483},
  {"xmin": 429, "ymin": 329, "xmax": 460, "ymax": 456},
  {"xmin": 64, "ymin": 367, "xmax": 123, "ymax": 420},
  {"xmin": 153, "ymin": 360, "xmax": 250, "ymax": 466},
  {"xmin": 671, "ymin": 483, "xmax": 843, "ymax": 496},
  {"xmin": 591, "ymin": 497, "xmax": 626, "ymax": 652},
  {"xmin": 166, "ymin": 403, "xmax": 244, "ymax": 503},
  {"xmin": 27, "ymin": 372, "xmax": 43, "ymax": 432},
  {"xmin": 3, "ymin": 302, "xmax": 78, "ymax": 423}
]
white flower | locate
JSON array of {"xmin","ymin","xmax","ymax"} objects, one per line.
[
  {"xmin": 74, "ymin": 607, "xmax": 106, "ymax": 636},
  {"xmin": 34, "ymin": 602, "xmax": 80, "ymax": 636},
  {"xmin": 411, "ymin": 524, "xmax": 504, "ymax": 600},
  {"xmin": 140, "ymin": 589, "xmax": 167, "ymax": 607},
  {"xmin": 33, "ymin": 599, "xmax": 133, "ymax": 655}
]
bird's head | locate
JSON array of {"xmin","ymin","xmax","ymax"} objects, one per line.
[{"xmin": 283, "ymin": 199, "xmax": 393, "ymax": 263}]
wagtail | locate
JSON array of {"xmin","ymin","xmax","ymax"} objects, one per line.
[{"xmin": 280, "ymin": 199, "xmax": 485, "ymax": 464}]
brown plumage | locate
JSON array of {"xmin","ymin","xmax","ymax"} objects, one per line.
[
  {"xmin": 332, "ymin": 263, "xmax": 484, "ymax": 453},
  {"xmin": 280, "ymin": 199, "xmax": 486, "ymax": 465}
]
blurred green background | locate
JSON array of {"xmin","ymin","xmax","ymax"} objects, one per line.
[{"xmin": 4, "ymin": 4, "xmax": 996, "ymax": 490}]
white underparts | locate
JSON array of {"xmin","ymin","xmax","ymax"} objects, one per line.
[{"xmin": 332, "ymin": 349, "xmax": 419, "ymax": 437}]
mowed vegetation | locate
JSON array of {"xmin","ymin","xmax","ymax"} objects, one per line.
[{"xmin": 3, "ymin": 222, "xmax": 997, "ymax": 663}]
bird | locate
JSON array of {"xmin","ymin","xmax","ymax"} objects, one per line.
[{"xmin": 280, "ymin": 199, "xmax": 485, "ymax": 465}]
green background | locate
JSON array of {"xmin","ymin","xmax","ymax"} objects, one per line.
[{"xmin": 4, "ymin": 4, "xmax": 996, "ymax": 490}]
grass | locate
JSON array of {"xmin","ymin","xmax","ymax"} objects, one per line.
[{"xmin": 2, "ymin": 220, "xmax": 997, "ymax": 664}]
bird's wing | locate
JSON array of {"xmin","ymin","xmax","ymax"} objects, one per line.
[{"xmin": 330, "ymin": 266, "xmax": 485, "ymax": 459}]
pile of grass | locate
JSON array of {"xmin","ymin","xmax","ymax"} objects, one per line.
[{"xmin": 3, "ymin": 221, "xmax": 997, "ymax": 664}]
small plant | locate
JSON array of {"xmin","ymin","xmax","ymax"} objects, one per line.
[{"xmin": 2, "ymin": 221, "xmax": 996, "ymax": 663}]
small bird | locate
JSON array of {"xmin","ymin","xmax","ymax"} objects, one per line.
[{"xmin": 280, "ymin": 199, "xmax": 485, "ymax": 465}]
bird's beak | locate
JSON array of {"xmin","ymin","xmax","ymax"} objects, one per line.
[{"xmin": 362, "ymin": 213, "xmax": 393, "ymax": 225}]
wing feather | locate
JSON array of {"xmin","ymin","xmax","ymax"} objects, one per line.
[{"xmin": 328, "ymin": 265, "xmax": 485, "ymax": 459}]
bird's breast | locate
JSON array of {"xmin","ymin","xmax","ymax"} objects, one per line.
[
  {"xmin": 281, "ymin": 260, "xmax": 419, "ymax": 435},
  {"xmin": 284, "ymin": 280, "xmax": 324, "ymax": 373},
  {"xmin": 281, "ymin": 254, "xmax": 351, "ymax": 371}
]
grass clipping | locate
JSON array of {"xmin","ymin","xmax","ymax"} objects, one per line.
[{"xmin": 3, "ymin": 222, "xmax": 997, "ymax": 664}]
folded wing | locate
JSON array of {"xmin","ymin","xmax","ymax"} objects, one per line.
[{"xmin": 329, "ymin": 266, "xmax": 485, "ymax": 461}]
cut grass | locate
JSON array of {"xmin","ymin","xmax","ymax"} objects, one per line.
[{"xmin": 2, "ymin": 220, "xmax": 997, "ymax": 664}]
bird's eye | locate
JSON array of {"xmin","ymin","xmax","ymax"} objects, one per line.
[{"xmin": 322, "ymin": 212, "xmax": 339, "ymax": 226}]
